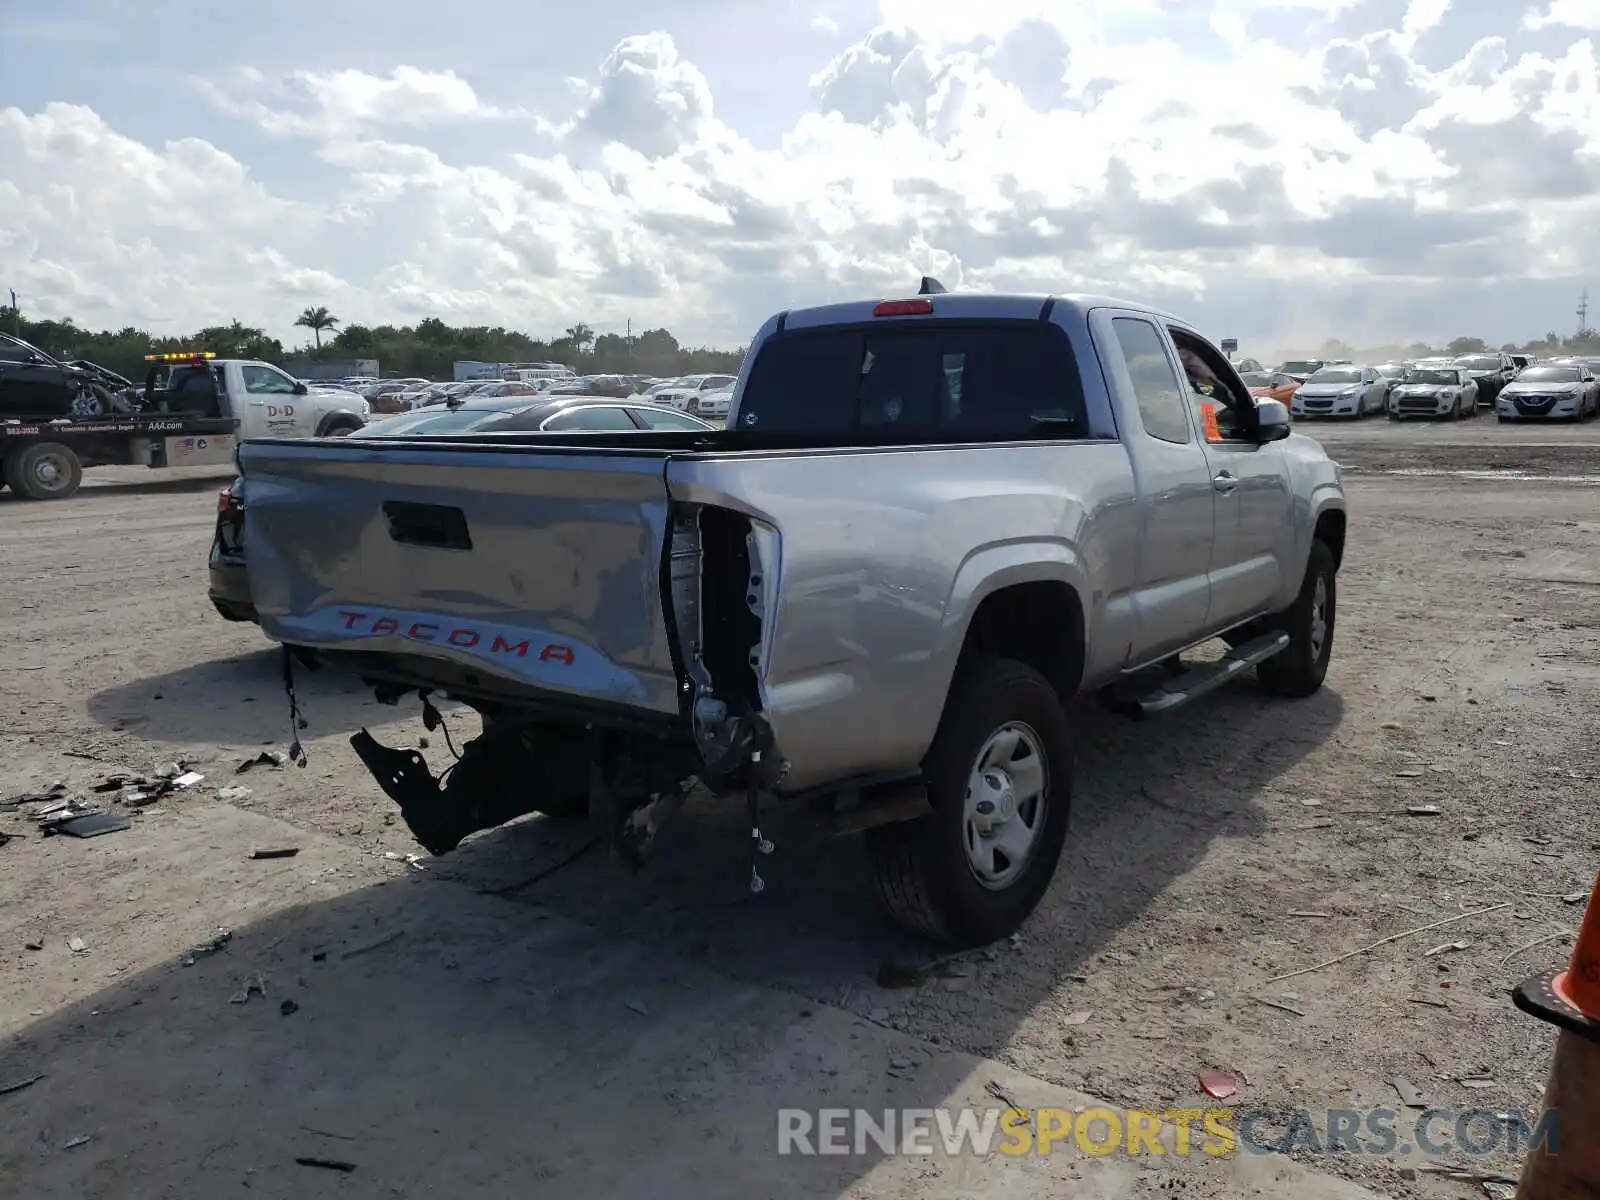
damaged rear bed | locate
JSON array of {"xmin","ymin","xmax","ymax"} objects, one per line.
[{"xmin": 240, "ymin": 430, "xmax": 787, "ymax": 867}]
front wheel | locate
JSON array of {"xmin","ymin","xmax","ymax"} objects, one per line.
[
  {"xmin": 1256, "ymin": 538, "xmax": 1336, "ymax": 699},
  {"xmin": 865, "ymin": 656, "xmax": 1073, "ymax": 947}
]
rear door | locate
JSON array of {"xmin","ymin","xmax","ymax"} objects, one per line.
[{"xmin": 1090, "ymin": 310, "xmax": 1216, "ymax": 662}]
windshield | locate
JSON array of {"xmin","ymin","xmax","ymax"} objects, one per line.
[
  {"xmin": 1239, "ymin": 371, "xmax": 1271, "ymax": 386},
  {"xmin": 1408, "ymin": 369, "xmax": 1459, "ymax": 385},
  {"xmin": 1516, "ymin": 366, "xmax": 1581, "ymax": 382},
  {"xmin": 1375, "ymin": 363, "xmax": 1408, "ymax": 376},
  {"xmin": 1308, "ymin": 367, "xmax": 1362, "ymax": 383},
  {"xmin": 1278, "ymin": 360, "xmax": 1322, "ymax": 375},
  {"xmin": 1457, "ymin": 356, "xmax": 1500, "ymax": 371}
]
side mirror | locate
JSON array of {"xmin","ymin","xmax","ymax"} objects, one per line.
[
  {"xmin": 293, "ymin": 381, "xmax": 308, "ymax": 395},
  {"xmin": 24, "ymin": 352, "xmax": 46, "ymax": 365},
  {"xmin": 1255, "ymin": 399, "xmax": 1292, "ymax": 442}
]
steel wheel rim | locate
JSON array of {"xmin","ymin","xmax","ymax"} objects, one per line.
[
  {"xmin": 962, "ymin": 722, "xmax": 1048, "ymax": 890},
  {"xmin": 34, "ymin": 453, "xmax": 68, "ymax": 492},
  {"xmin": 1310, "ymin": 575, "xmax": 1329, "ymax": 659}
]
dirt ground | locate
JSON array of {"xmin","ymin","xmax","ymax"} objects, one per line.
[{"xmin": 2, "ymin": 419, "xmax": 1597, "ymax": 1199}]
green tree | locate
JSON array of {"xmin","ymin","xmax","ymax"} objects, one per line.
[
  {"xmin": 1446, "ymin": 336, "xmax": 1487, "ymax": 355},
  {"xmin": 7, "ymin": 309, "xmax": 744, "ymax": 383},
  {"xmin": 293, "ymin": 306, "xmax": 340, "ymax": 349}
]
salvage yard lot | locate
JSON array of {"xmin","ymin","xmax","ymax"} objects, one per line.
[{"xmin": 2, "ymin": 424, "xmax": 1598, "ymax": 1199}]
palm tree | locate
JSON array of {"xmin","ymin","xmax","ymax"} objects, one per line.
[
  {"xmin": 563, "ymin": 322, "xmax": 595, "ymax": 353},
  {"xmin": 294, "ymin": 306, "xmax": 340, "ymax": 349}
]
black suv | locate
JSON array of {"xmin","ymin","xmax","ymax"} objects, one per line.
[
  {"xmin": 0, "ymin": 332, "xmax": 114, "ymax": 419},
  {"xmin": 1452, "ymin": 352, "xmax": 1517, "ymax": 408}
]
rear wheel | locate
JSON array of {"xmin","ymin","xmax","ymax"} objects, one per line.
[
  {"xmin": 4, "ymin": 442, "xmax": 83, "ymax": 501},
  {"xmin": 866, "ymin": 656, "xmax": 1073, "ymax": 946}
]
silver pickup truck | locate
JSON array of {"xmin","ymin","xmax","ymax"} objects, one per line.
[{"xmin": 239, "ymin": 281, "xmax": 1347, "ymax": 946}]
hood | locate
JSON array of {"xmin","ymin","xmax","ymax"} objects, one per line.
[
  {"xmin": 1395, "ymin": 381, "xmax": 1456, "ymax": 392},
  {"xmin": 1297, "ymin": 383, "xmax": 1362, "ymax": 395},
  {"xmin": 1463, "ymin": 368, "xmax": 1497, "ymax": 377},
  {"xmin": 1503, "ymin": 381, "xmax": 1578, "ymax": 393},
  {"xmin": 308, "ymin": 385, "xmax": 363, "ymax": 402}
]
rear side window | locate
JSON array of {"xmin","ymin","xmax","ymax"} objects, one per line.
[{"xmin": 737, "ymin": 321, "xmax": 1087, "ymax": 439}]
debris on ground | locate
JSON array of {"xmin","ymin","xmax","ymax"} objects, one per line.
[
  {"xmin": 0, "ymin": 1072, "xmax": 45, "ymax": 1096},
  {"xmin": 1389, "ymin": 1077, "xmax": 1427, "ymax": 1108},
  {"xmin": 1251, "ymin": 996, "xmax": 1305, "ymax": 1016},
  {"xmin": 2, "ymin": 781, "xmax": 65, "ymax": 809},
  {"xmin": 0, "ymin": 829, "xmax": 19, "ymax": 848},
  {"xmin": 1407, "ymin": 804, "xmax": 1443, "ymax": 816},
  {"xmin": 216, "ymin": 786, "xmax": 251, "ymax": 803},
  {"xmin": 67, "ymin": 936, "xmax": 87, "ymax": 954},
  {"xmin": 228, "ymin": 974, "xmax": 267, "ymax": 1004},
  {"xmin": 1061, "ymin": 1010, "xmax": 1092, "ymax": 1026},
  {"xmin": 1266, "ymin": 901, "xmax": 1512, "ymax": 983},
  {"xmin": 294, "ymin": 1157, "xmax": 356, "ymax": 1173},
  {"xmin": 55, "ymin": 813, "xmax": 132, "ymax": 839},
  {"xmin": 237, "ymin": 750, "xmax": 288, "ymax": 774},
  {"xmin": 249, "ymin": 847, "xmax": 299, "ymax": 860},
  {"xmin": 339, "ymin": 930, "xmax": 403, "ymax": 961},
  {"xmin": 1499, "ymin": 930, "xmax": 1573, "ymax": 965},
  {"xmin": 88, "ymin": 764, "xmax": 205, "ymax": 810},
  {"xmin": 624, "ymin": 998, "xmax": 650, "ymax": 1016},
  {"xmin": 63, "ymin": 1134, "xmax": 93, "ymax": 1151},
  {"xmin": 1423, "ymin": 939, "xmax": 1470, "ymax": 957},
  {"xmin": 180, "ymin": 929, "xmax": 233, "ymax": 966},
  {"xmin": 280, "ymin": 999, "xmax": 299, "ymax": 1017},
  {"xmin": 1198, "ymin": 1068, "xmax": 1237, "ymax": 1099},
  {"xmin": 984, "ymin": 1079, "xmax": 1021, "ymax": 1110}
]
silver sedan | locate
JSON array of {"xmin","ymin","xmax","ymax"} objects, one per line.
[{"xmin": 1289, "ymin": 365, "xmax": 1390, "ymax": 419}]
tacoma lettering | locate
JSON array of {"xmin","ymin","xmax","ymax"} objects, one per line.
[{"xmin": 331, "ymin": 610, "xmax": 572, "ymax": 665}]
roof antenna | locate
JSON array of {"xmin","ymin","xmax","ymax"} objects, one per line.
[{"xmin": 917, "ymin": 276, "xmax": 948, "ymax": 295}]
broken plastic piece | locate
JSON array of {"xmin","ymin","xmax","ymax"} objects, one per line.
[
  {"xmin": 57, "ymin": 813, "xmax": 132, "ymax": 838},
  {"xmin": 1198, "ymin": 1068, "xmax": 1238, "ymax": 1100}
]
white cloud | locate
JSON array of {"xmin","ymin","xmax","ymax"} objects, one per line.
[
  {"xmin": 1524, "ymin": 0, "xmax": 1600, "ymax": 28},
  {"xmin": 3, "ymin": 2, "xmax": 1599, "ymax": 354},
  {"xmin": 197, "ymin": 65, "xmax": 533, "ymax": 140}
]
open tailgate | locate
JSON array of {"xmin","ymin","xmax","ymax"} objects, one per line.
[{"xmin": 239, "ymin": 438, "xmax": 683, "ymax": 716}]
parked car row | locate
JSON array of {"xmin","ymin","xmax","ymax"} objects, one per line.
[{"xmin": 1239, "ymin": 352, "xmax": 1600, "ymax": 422}]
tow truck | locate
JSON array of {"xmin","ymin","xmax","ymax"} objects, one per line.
[{"xmin": 0, "ymin": 351, "xmax": 368, "ymax": 501}]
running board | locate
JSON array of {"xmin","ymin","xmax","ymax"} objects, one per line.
[{"xmin": 1102, "ymin": 631, "xmax": 1291, "ymax": 718}]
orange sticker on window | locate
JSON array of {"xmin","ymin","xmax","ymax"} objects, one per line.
[{"xmin": 1200, "ymin": 401, "xmax": 1222, "ymax": 442}]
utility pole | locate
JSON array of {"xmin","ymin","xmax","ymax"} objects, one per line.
[
  {"xmin": 7, "ymin": 288, "xmax": 17, "ymax": 335},
  {"xmin": 1579, "ymin": 288, "xmax": 1589, "ymax": 338}
]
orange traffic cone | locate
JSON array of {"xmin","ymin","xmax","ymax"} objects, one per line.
[{"xmin": 1513, "ymin": 870, "xmax": 1600, "ymax": 1198}]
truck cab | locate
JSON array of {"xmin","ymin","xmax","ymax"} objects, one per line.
[{"xmin": 150, "ymin": 353, "xmax": 370, "ymax": 438}]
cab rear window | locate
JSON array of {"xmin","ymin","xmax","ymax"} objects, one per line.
[{"xmin": 737, "ymin": 321, "xmax": 1087, "ymax": 439}]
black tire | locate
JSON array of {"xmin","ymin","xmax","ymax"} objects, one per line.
[
  {"xmin": 865, "ymin": 656, "xmax": 1073, "ymax": 947},
  {"xmin": 1256, "ymin": 538, "xmax": 1336, "ymax": 699},
  {"xmin": 4, "ymin": 442, "xmax": 83, "ymax": 501},
  {"xmin": 1498, "ymin": 416, "xmax": 1511, "ymax": 424},
  {"xmin": 1388, "ymin": 412, "xmax": 1400, "ymax": 421},
  {"xmin": 319, "ymin": 419, "xmax": 361, "ymax": 438}
]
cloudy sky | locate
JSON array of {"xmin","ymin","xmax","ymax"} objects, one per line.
[{"xmin": 1, "ymin": 0, "xmax": 1597, "ymax": 354}]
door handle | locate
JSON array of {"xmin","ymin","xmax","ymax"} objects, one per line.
[{"xmin": 1213, "ymin": 470, "xmax": 1237, "ymax": 492}]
